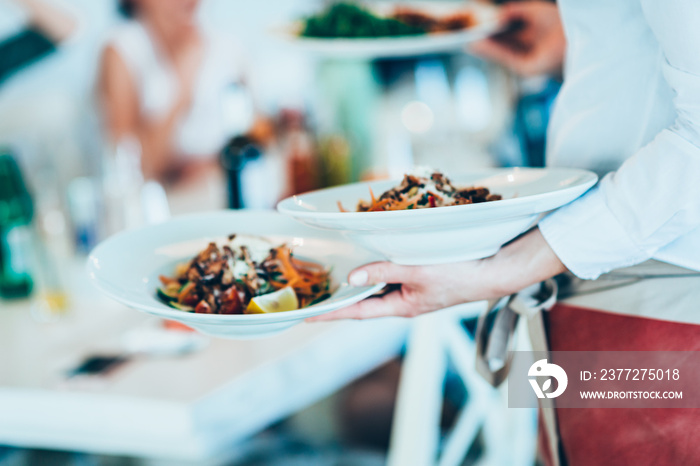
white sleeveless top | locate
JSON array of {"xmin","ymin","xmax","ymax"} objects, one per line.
[{"xmin": 108, "ymin": 21, "xmax": 242, "ymax": 158}]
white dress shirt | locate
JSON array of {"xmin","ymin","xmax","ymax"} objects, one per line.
[{"xmin": 538, "ymin": 0, "xmax": 700, "ymax": 279}]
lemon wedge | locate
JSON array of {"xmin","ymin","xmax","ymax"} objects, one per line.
[{"xmin": 246, "ymin": 287, "xmax": 299, "ymax": 314}]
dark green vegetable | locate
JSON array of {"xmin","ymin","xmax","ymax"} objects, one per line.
[
  {"xmin": 168, "ymin": 302, "xmax": 194, "ymax": 312},
  {"xmin": 157, "ymin": 287, "xmax": 177, "ymax": 303},
  {"xmin": 309, "ymin": 293, "xmax": 332, "ymax": 306},
  {"xmin": 301, "ymin": 2, "xmax": 426, "ymax": 38}
]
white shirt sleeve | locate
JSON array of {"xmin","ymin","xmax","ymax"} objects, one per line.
[{"xmin": 539, "ymin": 0, "xmax": 700, "ymax": 279}]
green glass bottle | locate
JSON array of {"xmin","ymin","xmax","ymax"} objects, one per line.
[{"xmin": 0, "ymin": 150, "xmax": 34, "ymax": 299}]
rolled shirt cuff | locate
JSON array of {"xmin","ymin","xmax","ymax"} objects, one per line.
[{"xmin": 538, "ymin": 181, "xmax": 650, "ymax": 280}]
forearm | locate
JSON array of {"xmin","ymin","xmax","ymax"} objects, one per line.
[
  {"xmin": 313, "ymin": 227, "xmax": 567, "ymax": 321},
  {"xmin": 476, "ymin": 227, "xmax": 567, "ymax": 299}
]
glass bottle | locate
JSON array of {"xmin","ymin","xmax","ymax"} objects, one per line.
[{"xmin": 0, "ymin": 150, "xmax": 34, "ymax": 299}]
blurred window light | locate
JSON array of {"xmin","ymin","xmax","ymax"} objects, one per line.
[
  {"xmin": 140, "ymin": 181, "xmax": 170, "ymax": 225},
  {"xmin": 0, "ymin": 2, "xmax": 26, "ymax": 37},
  {"xmin": 415, "ymin": 59, "xmax": 450, "ymax": 111},
  {"xmin": 221, "ymin": 83, "xmax": 255, "ymax": 137},
  {"xmin": 42, "ymin": 210, "xmax": 66, "ymax": 236},
  {"xmin": 401, "ymin": 100, "xmax": 434, "ymax": 134},
  {"xmin": 455, "ymin": 66, "xmax": 492, "ymax": 132},
  {"xmin": 386, "ymin": 130, "xmax": 413, "ymax": 179}
]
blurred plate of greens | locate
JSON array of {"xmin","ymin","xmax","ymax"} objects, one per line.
[{"xmin": 272, "ymin": 1, "xmax": 501, "ymax": 59}]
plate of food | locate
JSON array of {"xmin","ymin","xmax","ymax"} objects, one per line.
[
  {"xmin": 274, "ymin": 1, "xmax": 502, "ymax": 59},
  {"xmin": 87, "ymin": 211, "xmax": 384, "ymax": 339},
  {"xmin": 277, "ymin": 167, "xmax": 598, "ymax": 265}
]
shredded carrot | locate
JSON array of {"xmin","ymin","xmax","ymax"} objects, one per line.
[
  {"xmin": 177, "ymin": 282, "xmax": 196, "ymax": 302},
  {"xmin": 391, "ymin": 194, "xmax": 416, "ymax": 210},
  {"xmin": 365, "ymin": 187, "xmax": 396, "ymax": 211},
  {"xmin": 159, "ymin": 275, "xmax": 179, "ymax": 286},
  {"xmin": 270, "ymin": 246, "xmax": 328, "ymax": 292},
  {"xmin": 275, "ymin": 247, "xmax": 302, "ymax": 287}
]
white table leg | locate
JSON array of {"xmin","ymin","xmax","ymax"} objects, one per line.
[
  {"xmin": 387, "ymin": 312, "xmax": 448, "ymax": 466},
  {"xmin": 388, "ymin": 302, "xmax": 490, "ymax": 466}
]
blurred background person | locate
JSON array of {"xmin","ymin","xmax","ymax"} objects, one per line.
[
  {"xmin": 474, "ymin": 0, "xmax": 563, "ymax": 169},
  {"xmin": 98, "ymin": 0, "xmax": 245, "ymax": 185},
  {"xmin": 0, "ymin": 0, "xmax": 77, "ymax": 84}
]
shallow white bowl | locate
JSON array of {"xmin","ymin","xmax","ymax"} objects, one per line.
[
  {"xmin": 277, "ymin": 168, "xmax": 597, "ymax": 265},
  {"xmin": 87, "ymin": 211, "xmax": 384, "ymax": 339},
  {"xmin": 273, "ymin": 2, "xmax": 501, "ymax": 59}
]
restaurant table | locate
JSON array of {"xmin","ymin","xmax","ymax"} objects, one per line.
[{"xmin": 0, "ymin": 258, "xmax": 409, "ymax": 463}]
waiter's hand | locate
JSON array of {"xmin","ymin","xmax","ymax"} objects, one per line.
[
  {"xmin": 308, "ymin": 228, "xmax": 567, "ymax": 321},
  {"xmin": 470, "ymin": 1, "xmax": 565, "ymax": 77}
]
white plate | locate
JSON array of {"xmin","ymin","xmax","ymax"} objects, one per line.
[
  {"xmin": 274, "ymin": 2, "xmax": 501, "ymax": 59},
  {"xmin": 277, "ymin": 167, "xmax": 598, "ymax": 265},
  {"xmin": 87, "ymin": 211, "xmax": 384, "ymax": 339}
]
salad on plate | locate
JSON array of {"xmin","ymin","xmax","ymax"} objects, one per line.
[
  {"xmin": 339, "ymin": 170, "xmax": 502, "ymax": 212},
  {"xmin": 157, "ymin": 235, "xmax": 332, "ymax": 315},
  {"xmin": 300, "ymin": 2, "xmax": 476, "ymax": 39}
]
